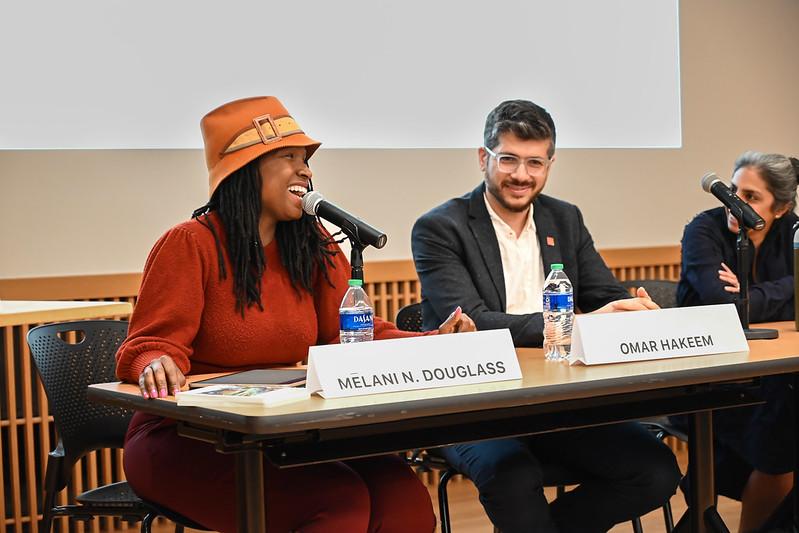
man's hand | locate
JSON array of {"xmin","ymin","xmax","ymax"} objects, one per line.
[
  {"xmin": 593, "ymin": 287, "xmax": 660, "ymax": 314},
  {"xmin": 438, "ymin": 306, "xmax": 477, "ymax": 334}
]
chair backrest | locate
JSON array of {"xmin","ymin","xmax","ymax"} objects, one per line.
[
  {"xmin": 26, "ymin": 320, "xmax": 132, "ymax": 489},
  {"xmin": 395, "ymin": 302, "xmax": 423, "ymax": 332},
  {"xmin": 620, "ymin": 279, "xmax": 678, "ymax": 309}
]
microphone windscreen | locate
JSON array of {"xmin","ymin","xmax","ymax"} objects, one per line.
[
  {"xmin": 700, "ymin": 172, "xmax": 719, "ymax": 193},
  {"xmin": 301, "ymin": 190, "xmax": 324, "ymax": 216}
]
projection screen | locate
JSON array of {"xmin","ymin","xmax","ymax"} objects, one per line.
[{"xmin": 0, "ymin": 0, "xmax": 680, "ymax": 149}]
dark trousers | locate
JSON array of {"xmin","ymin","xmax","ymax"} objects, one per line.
[{"xmin": 439, "ymin": 421, "xmax": 680, "ymax": 533}]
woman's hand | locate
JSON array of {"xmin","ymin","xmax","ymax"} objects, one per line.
[
  {"xmin": 593, "ymin": 287, "xmax": 660, "ymax": 314},
  {"xmin": 137, "ymin": 355, "xmax": 186, "ymax": 399},
  {"xmin": 719, "ymin": 262, "xmax": 740, "ymax": 293},
  {"xmin": 438, "ymin": 306, "xmax": 477, "ymax": 334}
]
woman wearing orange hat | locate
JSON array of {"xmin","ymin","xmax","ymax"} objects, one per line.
[{"xmin": 115, "ymin": 96, "xmax": 475, "ymax": 532}]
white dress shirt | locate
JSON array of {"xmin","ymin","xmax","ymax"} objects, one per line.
[{"xmin": 484, "ymin": 194, "xmax": 545, "ymax": 314}]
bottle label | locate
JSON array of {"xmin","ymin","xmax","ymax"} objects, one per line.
[
  {"xmin": 543, "ymin": 292, "xmax": 574, "ymax": 312},
  {"xmin": 340, "ymin": 311, "xmax": 374, "ymax": 331}
]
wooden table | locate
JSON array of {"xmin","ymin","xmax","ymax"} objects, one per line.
[
  {"xmin": 89, "ymin": 322, "xmax": 799, "ymax": 533},
  {"xmin": 0, "ymin": 299, "xmax": 132, "ymax": 327},
  {"xmin": 0, "ymin": 299, "xmax": 132, "ymax": 533}
]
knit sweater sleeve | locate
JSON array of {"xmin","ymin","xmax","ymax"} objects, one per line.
[
  {"xmin": 313, "ymin": 240, "xmax": 431, "ymax": 345},
  {"xmin": 115, "ymin": 226, "xmax": 208, "ymax": 383}
]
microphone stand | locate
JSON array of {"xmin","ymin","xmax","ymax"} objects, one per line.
[
  {"xmin": 349, "ymin": 237, "xmax": 365, "ymax": 282},
  {"xmin": 732, "ymin": 206, "xmax": 778, "ymax": 340}
]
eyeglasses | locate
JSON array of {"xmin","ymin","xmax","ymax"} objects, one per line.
[{"xmin": 483, "ymin": 145, "xmax": 551, "ymax": 176}]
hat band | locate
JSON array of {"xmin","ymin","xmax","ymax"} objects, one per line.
[{"xmin": 223, "ymin": 114, "xmax": 304, "ymax": 154}]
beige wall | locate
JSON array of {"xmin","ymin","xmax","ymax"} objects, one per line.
[{"xmin": 2, "ymin": 0, "xmax": 798, "ymax": 279}]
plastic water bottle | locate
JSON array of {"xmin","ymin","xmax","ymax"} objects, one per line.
[
  {"xmin": 543, "ymin": 263, "xmax": 574, "ymax": 360},
  {"xmin": 340, "ymin": 279, "xmax": 374, "ymax": 343}
]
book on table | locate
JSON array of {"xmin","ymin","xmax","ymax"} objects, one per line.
[
  {"xmin": 176, "ymin": 384, "xmax": 309, "ymax": 408},
  {"xmin": 189, "ymin": 368, "xmax": 307, "ymax": 389}
]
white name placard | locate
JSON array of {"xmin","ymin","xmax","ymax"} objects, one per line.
[
  {"xmin": 306, "ymin": 329, "xmax": 521, "ymax": 398},
  {"xmin": 568, "ymin": 303, "xmax": 748, "ymax": 366}
]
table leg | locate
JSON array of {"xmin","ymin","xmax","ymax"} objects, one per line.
[
  {"xmin": 236, "ymin": 447, "xmax": 266, "ymax": 533},
  {"xmin": 687, "ymin": 410, "xmax": 729, "ymax": 533}
]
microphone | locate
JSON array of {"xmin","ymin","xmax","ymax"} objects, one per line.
[
  {"xmin": 302, "ymin": 191, "xmax": 388, "ymax": 249},
  {"xmin": 700, "ymin": 172, "xmax": 765, "ymax": 230}
]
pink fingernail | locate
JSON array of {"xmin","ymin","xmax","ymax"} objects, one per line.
[
  {"xmin": 142, "ymin": 391, "xmax": 150, "ymax": 399},
  {"xmin": 160, "ymin": 388, "xmax": 167, "ymax": 398},
  {"xmin": 173, "ymin": 386, "xmax": 180, "ymax": 395},
  {"xmin": 151, "ymin": 389, "xmax": 158, "ymax": 398}
]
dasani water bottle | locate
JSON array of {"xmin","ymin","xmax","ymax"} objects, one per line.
[
  {"xmin": 543, "ymin": 264, "xmax": 574, "ymax": 360},
  {"xmin": 340, "ymin": 279, "xmax": 374, "ymax": 343}
]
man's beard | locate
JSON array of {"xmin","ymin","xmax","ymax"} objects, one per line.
[{"xmin": 485, "ymin": 174, "xmax": 536, "ymax": 213}]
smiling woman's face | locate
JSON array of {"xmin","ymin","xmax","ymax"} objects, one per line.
[{"xmin": 257, "ymin": 146, "xmax": 312, "ymax": 226}]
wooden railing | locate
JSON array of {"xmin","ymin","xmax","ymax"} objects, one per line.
[
  {"xmin": 600, "ymin": 246, "xmax": 681, "ymax": 282},
  {"xmin": 0, "ymin": 246, "xmax": 681, "ymax": 322},
  {"xmin": 0, "ymin": 245, "xmax": 681, "ymax": 533}
]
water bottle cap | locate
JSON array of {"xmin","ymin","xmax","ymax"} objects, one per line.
[
  {"xmin": 550, "ymin": 263, "xmax": 564, "ymax": 271},
  {"xmin": 348, "ymin": 279, "xmax": 364, "ymax": 286}
]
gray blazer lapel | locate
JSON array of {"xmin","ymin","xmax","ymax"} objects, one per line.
[
  {"xmin": 534, "ymin": 198, "xmax": 562, "ymax": 276},
  {"xmin": 467, "ymin": 184, "xmax": 507, "ymax": 311}
]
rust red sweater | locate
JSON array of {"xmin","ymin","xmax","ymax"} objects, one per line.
[{"xmin": 116, "ymin": 214, "xmax": 423, "ymax": 383}]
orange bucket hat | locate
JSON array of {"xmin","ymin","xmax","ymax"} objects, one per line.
[{"xmin": 200, "ymin": 96, "xmax": 321, "ymax": 196}]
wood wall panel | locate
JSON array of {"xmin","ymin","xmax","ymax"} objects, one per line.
[
  {"xmin": 600, "ymin": 245, "xmax": 681, "ymax": 282},
  {"xmin": 0, "ymin": 245, "xmax": 680, "ymax": 532}
]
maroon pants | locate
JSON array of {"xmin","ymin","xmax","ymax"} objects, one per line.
[{"xmin": 124, "ymin": 413, "xmax": 435, "ymax": 533}]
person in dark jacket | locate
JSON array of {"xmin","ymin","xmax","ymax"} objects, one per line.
[
  {"xmin": 411, "ymin": 99, "xmax": 680, "ymax": 533},
  {"xmin": 678, "ymin": 152, "xmax": 799, "ymax": 322},
  {"xmin": 677, "ymin": 151, "xmax": 799, "ymax": 532}
]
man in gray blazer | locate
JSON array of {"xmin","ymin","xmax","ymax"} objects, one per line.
[{"xmin": 411, "ymin": 100, "xmax": 680, "ymax": 532}]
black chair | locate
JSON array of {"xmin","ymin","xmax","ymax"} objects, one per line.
[
  {"xmin": 27, "ymin": 320, "xmax": 209, "ymax": 533},
  {"xmin": 395, "ymin": 303, "xmax": 646, "ymax": 533},
  {"xmin": 621, "ymin": 279, "xmax": 679, "ymax": 309},
  {"xmin": 395, "ymin": 301, "xmax": 424, "ymax": 332}
]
